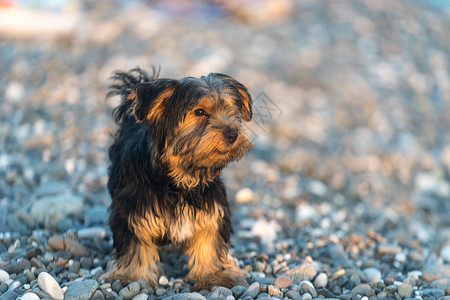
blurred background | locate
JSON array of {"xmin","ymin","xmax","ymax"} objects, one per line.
[{"xmin": 1, "ymin": 0, "xmax": 450, "ymax": 286}]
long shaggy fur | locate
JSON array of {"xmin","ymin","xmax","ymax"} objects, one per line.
[{"xmin": 101, "ymin": 67, "xmax": 253, "ymax": 289}]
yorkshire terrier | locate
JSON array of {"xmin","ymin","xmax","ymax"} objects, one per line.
[{"xmin": 102, "ymin": 68, "xmax": 253, "ymax": 290}]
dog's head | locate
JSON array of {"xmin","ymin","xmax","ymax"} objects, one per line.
[{"xmin": 128, "ymin": 73, "xmax": 254, "ymax": 188}]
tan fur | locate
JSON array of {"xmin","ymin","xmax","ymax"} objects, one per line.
[
  {"xmin": 104, "ymin": 202, "xmax": 245, "ymax": 287},
  {"xmin": 101, "ymin": 240, "xmax": 160, "ymax": 286},
  {"xmin": 162, "ymin": 101, "xmax": 253, "ymax": 189},
  {"xmin": 146, "ymin": 87, "xmax": 178, "ymax": 122}
]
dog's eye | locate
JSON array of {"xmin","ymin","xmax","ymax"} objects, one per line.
[{"xmin": 194, "ymin": 108, "xmax": 206, "ymax": 117}]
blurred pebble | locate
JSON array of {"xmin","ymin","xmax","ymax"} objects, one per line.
[
  {"xmin": 159, "ymin": 275, "xmax": 169, "ymax": 286},
  {"xmin": 398, "ymin": 283, "xmax": 413, "ymax": 298},
  {"xmin": 119, "ymin": 281, "xmax": 141, "ymax": 300},
  {"xmin": 37, "ymin": 272, "xmax": 64, "ymax": 300},
  {"xmin": 21, "ymin": 292, "xmax": 40, "ymax": 300},
  {"xmin": 363, "ymin": 267, "xmax": 382, "ymax": 282},
  {"xmin": 132, "ymin": 294, "xmax": 149, "ymax": 300},
  {"xmin": 0, "ymin": 269, "xmax": 9, "ymax": 283},
  {"xmin": 235, "ymin": 188, "xmax": 254, "ymax": 203},
  {"xmin": 274, "ymin": 275, "xmax": 291, "ymax": 288},
  {"xmin": 314, "ymin": 273, "xmax": 328, "ymax": 288},
  {"xmin": 440, "ymin": 245, "xmax": 450, "ymax": 263}
]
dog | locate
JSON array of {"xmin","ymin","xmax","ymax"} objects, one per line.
[{"xmin": 101, "ymin": 68, "xmax": 253, "ymax": 290}]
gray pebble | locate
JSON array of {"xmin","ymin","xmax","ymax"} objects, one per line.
[
  {"xmin": 162, "ymin": 292, "xmax": 206, "ymax": 300},
  {"xmin": 240, "ymin": 282, "xmax": 260, "ymax": 299},
  {"xmin": 112, "ymin": 280, "xmax": 124, "ymax": 293},
  {"xmin": 120, "ymin": 281, "xmax": 141, "ymax": 300},
  {"xmin": 208, "ymin": 286, "xmax": 233, "ymax": 299},
  {"xmin": 0, "ymin": 290, "xmax": 19, "ymax": 300},
  {"xmin": 69, "ymin": 260, "xmax": 80, "ymax": 273},
  {"xmin": 300, "ymin": 281, "xmax": 317, "ymax": 298},
  {"xmin": 90, "ymin": 290, "xmax": 106, "ymax": 300},
  {"xmin": 363, "ymin": 268, "xmax": 381, "ymax": 282},
  {"xmin": 352, "ymin": 284, "xmax": 373, "ymax": 297},
  {"xmin": 286, "ymin": 290, "xmax": 301, "ymax": 300},
  {"xmin": 155, "ymin": 287, "xmax": 167, "ymax": 297},
  {"xmin": 231, "ymin": 285, "xmax": 246, "ymax": 298},
  {"xmin": 64, "ymin": 279, "xmax": 98, "ymax": 300}
]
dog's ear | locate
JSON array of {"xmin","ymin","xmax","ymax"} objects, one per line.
[
  {"xmin": 213, "ymin": 74, "xmax": 252, "ymax": 122},
  {"xmin": 128, "ymin": 79, "xmax": 180, "ymax": 123},
  {"xmin": 234, "ymin": 81, "xmax": 252, "ymax": 122}
]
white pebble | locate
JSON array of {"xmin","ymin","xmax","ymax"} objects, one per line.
[
  {"xmin": 440, "ymin": 245, "xmax": 450, "ymax": 263},
  {"xmin": 408, "ymin": 270, "xmax": 422, "ymax": 278},
  {"xmin": 21, "ymin": 292, "xmax": 40, "ymax": 300},
  {"xmin": 302, "ymin": 292, "xmax": 312, "ymax": 300},
  {"xmin": 235, "ymin": 188, "xmax": 254, "ymax": 203},
  {"xmin": 159, "ymin": 275, "xmax": 169, "ymax": 285},
  {"xmin": 0, "ymin": 269, "xmax": 9, "ymax": 283},
  {"xmin": 78, "ymin": 227, "xmax": 106, "ymax": 239},
  {"xmin": 361, "ymin": 297, "xmax": 369, "ymax": 300},
  {"xmin": 363, "ymin": 267, "xmax": 382, "ymax": 282},
  {"xmin": 132, "ymin": 293, "xmax": 149, "ymax": 300},
  {"xmin": 38, "ymin": 272, "xmax": 64, "ymax": 300},
  {"xmin": 314, "ymin": 272, "xmax": 328, "ymax": 288}
]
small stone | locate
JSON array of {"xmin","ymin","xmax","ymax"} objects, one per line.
[
  {"xmin": 30, "ymin": 193, "xmax": 83, "ymax": 224},
  {"xmin": 208, "ymin": 286, "xmax": 232, "ymax": 298},
  {"xmin": 363, "ymin": 268, "xmax": 381, "ymax": 282},
  {"xmin": 378, "ymin": 244, "xmax": 402, "ymax": 255},
  {"xmin": 285, "ymin": 262, "xmax": 317, "ymax": 284},
  {"xmin": 314, "ymin": 272, "xmax": 328, "ymax": 288},
  {"xmin": 48, "ymin": 236, "xmax": 88, "ymax": 256},
  {"xmin": 398, "ymin": 283, "xmax": 413, "ymax": 298},
  {"xmin": 159, "ymin": 275, "xmax": 169, "ymax": 286},
  {"xmin": 37, "ymin": 272, "xmax": 64, "ymax": 300},
  {"xmin": 155, "ymin": 287, "xmax": 167, "ymax": 296},
  {"xmin": 112, "ymin": 280, "xmax": 124, "ymax": 293},
  {"xmin": 301, "ymin": 292, "xmax": 312, "ymax": 300},
  {"xmin": 25, "ymin": 247, "xmax": 43, "ymax": 259},
  {"xmin": 268, "ymin": 285, "xmax": 282, "ymax": 297},
  {"xmin": 69, "ymin": 260, "xmax": 81, "ymax": 273},
  {"xmin": 78, "ymin": 227, "xmax": 107, "ymax": 239},
  {"xmin": 0, "ymin": 269, "xmax": 9, "ymax": 283},
  {"xmin": 120, "ymin": 281, "xmax": 141, "ymax": 300},
  {"xmin": 132, "ymin": 293, "xmax": 149, "ymax": 300},
  {"xmin": 351, "ymin": 284, "xmax": 373, "ymax": 297},
  {"xmin": 0, "ymin": 290, "xmax": 18, "ymax": 300},
  {"xmin": 21, "ymin": 292, "xmax": 40, "ymax": 300},
  {"xmin": 231, "ymin": 285, "xmax": 246, "ymax": 298},
  {"xmin": 0, "ymin": 282, "xmax": 8, "ymax": 293},
  {"xmin": 441, "ymin": 245, "xmax": 450, "ymax": 263},
  {"xmin": 80, "ymin": 257, "xmax": 93, "ymax": 269},
  {"xmin": 64, "ymin": 279, "xmax": 98, "ymax": 300},
  {"xmin": 162, "ymin": 292, "xmax": 206, "ymax": 300},
  {"xmin": 299, "ymin": 281, "xmax": 317, "ymax": 298},
  {"xmin": 235, "ymin": 188, "xmax": 254, "ymax": 203},
  {"xmin": 90, "ymin": 290, "xmax": 106, "ymax": 300},
  {"xmin": 286, "ymin": 290, "xmax": 301, "ymax": 300},
  {"xmin": 7, "ymin": 281, "xmax": 20, "ymax": 291},
  {"xmin": 274, "ymin": 275, "xmax": 292, "ymax": 288},
  {"xmin": 241, "ymin": 282, "xmax": 260, "ymax": 299}
]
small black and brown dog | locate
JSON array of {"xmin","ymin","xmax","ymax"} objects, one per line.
[{"xmin": 102, "ymin": 68, "xmax": 253, "ymax": 290}]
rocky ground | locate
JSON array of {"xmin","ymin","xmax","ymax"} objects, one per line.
[{"xmin": 1, "ymin": 0, "xmax": 450, "ymax": 299}]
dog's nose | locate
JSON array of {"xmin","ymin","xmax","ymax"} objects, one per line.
[{"xmin": 224, "ymin": 129, "xmax": 238, "ymax": 144}]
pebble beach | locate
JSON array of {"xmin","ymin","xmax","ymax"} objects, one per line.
[{"xmin": 1, "ymin": 0, "xmax": 450, "ymax": 299}]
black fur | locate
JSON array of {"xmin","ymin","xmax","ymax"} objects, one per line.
[{"xmin": 106, "ymin": 68, "xmax": 251, "ymax": 272}]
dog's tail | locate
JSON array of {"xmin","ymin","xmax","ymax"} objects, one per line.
[{"xmin": 107, "ymin": 67, "xmax": 160, "ymax": 124}]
